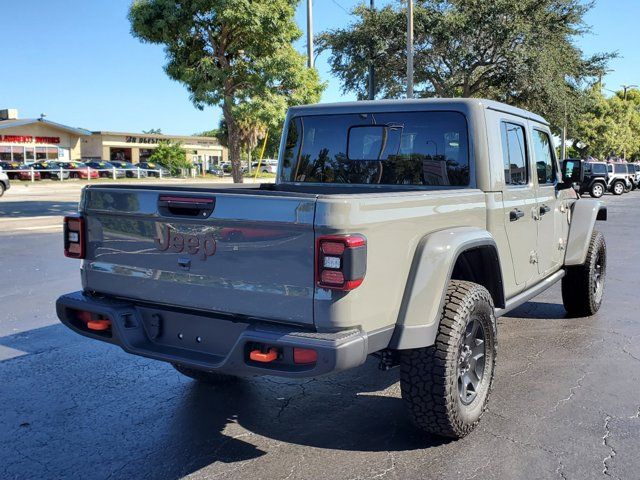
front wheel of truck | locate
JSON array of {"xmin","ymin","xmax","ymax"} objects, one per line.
[
  {"xmin": 400, "ymin": 280, "xmax": 497, "ymax": 439},
  {"xmin": 172, "ymin": 364, "xmax": 238, "ymax": 385},
  {"xmin": 562, "ymin": 230, "xmax": 606, "ymax": 317}
]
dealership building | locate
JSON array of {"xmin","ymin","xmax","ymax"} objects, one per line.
[
  {"xmin": 0, "ymin": 109, "xmax": 91, "ymax": 163},
  {"xmin": 81, "ymin": 131, "xmax": 226, "ymax": 167},
  {"xmin": 0, "ymin": 108, "xmax": 227, "ymax": 168}
]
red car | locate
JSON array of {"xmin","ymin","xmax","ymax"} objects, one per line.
[
  {"xmin": 65, "ymin": 162, "xmax": 99, "ymax": 179},
  {"xmin": 17, "ymin": 166, "xmax": 42, "ymax": 181}
]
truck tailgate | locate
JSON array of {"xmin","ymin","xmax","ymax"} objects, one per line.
[{"xmin": 81, "ymin": 187, "xmax": 317, "ymax": 325}]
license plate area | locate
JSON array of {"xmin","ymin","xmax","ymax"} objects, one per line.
[{"xmin": 136, "ymin": 307, "xmax": 248, "ymax": 356}]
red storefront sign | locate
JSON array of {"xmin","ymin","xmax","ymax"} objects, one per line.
[{"xmin": 0, "ymin": 135, "xmax": 60, "ymax": 144}]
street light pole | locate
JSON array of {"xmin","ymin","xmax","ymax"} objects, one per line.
[
  {"xmin": 406, "ymin": 0, "xmax": 414, "ymax": 99},
  {"xmin": 368, "ymin": 0, "xmax": 375, "ymax": 100},
  {"xmin": 307, "ymin": 0, "xmax": 314, "ymax": 68},
  {"xmin": 622, "ymin": 84, "xmax": 638, "ymax": 101}
]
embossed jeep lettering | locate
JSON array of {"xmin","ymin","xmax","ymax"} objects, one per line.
[{"xmin": 155, "ymin": 224, "xmax": 216, "ymax": 260}]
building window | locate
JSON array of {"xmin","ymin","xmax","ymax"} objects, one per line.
[
  {"xmin": 139, "ymin": 148, "xmax": 153, "ymax": 162},
  {"xmin": 25, "ymin": 147, "xmax": 35, "ymax": 162},
  {"xmin": 36, "ymin": 147, "xmax": 47, "ymax": 160},
  {"xmin": 111, "ymin": 148, "xmax": 132, "ymax": 162},
  {"xmin": 12, "ymin": 146, "xmax": 25, "ymax": 163},
  {"xmin": 0, "ymin": 147, "xmax": 10, "ymax": 161}
]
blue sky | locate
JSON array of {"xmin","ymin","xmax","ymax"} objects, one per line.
[{"xmin": 1, "ymin": 0, "xmax": 638, "ymax": 135}]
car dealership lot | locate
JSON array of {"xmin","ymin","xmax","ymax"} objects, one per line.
[{"xmin": 1, "ymin": 186, "xmax": 639, "ymax": 480}]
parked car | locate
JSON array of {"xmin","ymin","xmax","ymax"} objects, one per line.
[
  {"xmin": 0, "ymin": 170, "xmax": 10, "ymax": 196},
  {"xmin": 606, "ymin": 163, "xmax": 631, "ymax": 195},
  {"xmin": 84, "ymin": 161, "xmax": 126, "ymax": 179},
  {"xmin": 31, "ymin": 162, "xmax": 70, "ymax": 180},
  {"xmin": 251, "ymin": 161, "xmax": 277, "ymax": 174},
  {"xmin": 0, "ymin": 161, "xmax": 23, "ymax": 180},
  {"xmin": 207, "ymin": 165, "xmax": 225, "ymax": 177},
  {"xmin": 110, "ymin": 161, "xmax": 148, "ymax": 178},
  {"xmin": 561, "ymin": 159, "xmax": 609, "ymax": 198},
  {"xmin": 16, "ymin": 165, "xmax": 42, "ymax": 181},
  {"xmin": 138, "ymin": 162, "xmax": 170, "ymax": 177},
  {"xmin": 57, "ymin": 98, "xmax": 608, "ymax": 439},
  {"xmin": 65, "ymin": 162, "xmax": 100, "ymax": 180}
]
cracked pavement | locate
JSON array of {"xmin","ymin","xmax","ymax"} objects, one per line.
[{"xmin": 1, "ymin": 188, "xmax": 639, "ymax": 479}]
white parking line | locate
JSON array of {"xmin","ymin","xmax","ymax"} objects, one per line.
[{"xmin": 13, "ymin": 225, "xmax": 63, "ymax": 231}]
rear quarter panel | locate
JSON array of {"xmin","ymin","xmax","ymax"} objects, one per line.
[{"xmin": 313, "ymin": 189, "xmax": 487, "ymax": 332}]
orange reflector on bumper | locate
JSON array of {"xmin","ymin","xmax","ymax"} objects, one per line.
[
  {"xmin": 87, "ymin": 319, "xmax": 111, "ymax": 331},
  {"xmin": 250, "ymin": 348, "xmax": 278, "ymax": 363}
]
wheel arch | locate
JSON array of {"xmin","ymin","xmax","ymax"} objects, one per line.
[
  {"xmin": 565, "ymin": 199, "xmax": 607, "ymax": 266},
  {"xmin": 389, "ymin": 227, "xmax": 504, "ymax": 350}
]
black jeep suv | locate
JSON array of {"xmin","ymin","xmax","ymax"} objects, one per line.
[{"xmin": 562, "ymin": 159, "xmax": 609, "ymax": 198}]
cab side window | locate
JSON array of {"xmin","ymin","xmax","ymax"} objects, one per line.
[
  {"xmin": 532, "ymin": 130, "xmax": 557, "ymax": 185},
  {"xmin": 500, "ymin": 122, "xmax": 528, "ymax": 186}
]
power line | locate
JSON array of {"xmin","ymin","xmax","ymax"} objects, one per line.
[{"xmin": 330, "ymin": 0, "xmax": 351, "ymax": 15}]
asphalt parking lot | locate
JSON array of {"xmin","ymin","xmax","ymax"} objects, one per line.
[{"xmin": 1, "ymin": 183, "xmax": 639, "ymax": 480}]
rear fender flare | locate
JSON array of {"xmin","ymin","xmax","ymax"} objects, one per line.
[
  {"xmin": 565, "ymin": 199, "xmax": 607, "ymax": 266},
  {"xmin": 389, "ymin": 227, "xmax": 503, "ymax": 350}
]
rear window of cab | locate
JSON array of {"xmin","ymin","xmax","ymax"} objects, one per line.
[{"xmin": 280, "ymin": 111, "xmax": 470, "ymax": 187}]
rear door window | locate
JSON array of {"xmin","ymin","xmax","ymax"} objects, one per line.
[
  {"xmin": 591, "ymin": 163, "xmax": 607, "ymax": 174},
  {"xmin": 500, "ymin": 122, "xmax": 528, "ymax": 186},
  {"xmin": 532, "ymin": 130, "xmax": 557, "ymax": 185}
]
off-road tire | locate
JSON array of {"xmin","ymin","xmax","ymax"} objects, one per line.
[
  {"xmin": 562, "ymin": 230, "xmax": 606, "ymax": 317},
  {"xmin": 400, "ymin": 280, "xmax": 497, "ymax": 439},
  {"xmin": 612, "ymin": 181, "xmax": 625, "ymax": 195},
  {"xmin": 172, "ymin": 364, "xmax": 238, "ymax": 385},
  {"xmin": 590, "ymin": 182, "xmax": 605, "ymax": 198}
]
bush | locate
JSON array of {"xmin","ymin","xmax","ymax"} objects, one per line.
[{"xmin": 148, "ymin": 141, "xmax": 191, "ymax": 176}]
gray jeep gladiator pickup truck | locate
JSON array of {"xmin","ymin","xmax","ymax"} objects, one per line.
[{"xmin": 57, "ymin": 99, "xmax": 607, "ymax": 438}]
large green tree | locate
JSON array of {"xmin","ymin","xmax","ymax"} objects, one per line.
[
  {"xmin": 318, "ymin": 0, "xmax": 614, "ymax": 131},
  {"xmin": 572, "ymin": 87, "xmax": 640, "ymax": 160},
  {"xmin": 129, "ymin": 0, "xmax": 324, "ymax": 182}
]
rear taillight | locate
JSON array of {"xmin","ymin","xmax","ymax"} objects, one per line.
[
  {"xmin": 316, "ymin": 235, "xmax": 366, "ymax": 291},
  {"xmin": 64, "ymin": 215, "xmax": 85, "ymax": 259}
]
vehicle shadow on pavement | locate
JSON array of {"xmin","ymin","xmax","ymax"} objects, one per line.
[
  {"xmin": 149, "ymin": 364, "xmax": 450, "ymax": 478},
  {"xmin": 0, "ymin": 326, "xmax": 449, "ymax": 479},
  {"xmin": 0, "ymin": 201, "xmax": 78, "ymax": 218},
  {"xmin": 507, "ymin": 301, "xmax": 569, "ymax": 320},
  {"xmin": 182, "ymin": 368, "xmax": 449, "ymax": 475}
]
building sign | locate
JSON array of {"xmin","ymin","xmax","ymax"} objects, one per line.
[
  {"xmin": 125, "ymin": 136, "xmax": 163, "ymax": 144},
  {"xmin": 0, "ymin": 135, "xmax": 60, "ymax": 144}
]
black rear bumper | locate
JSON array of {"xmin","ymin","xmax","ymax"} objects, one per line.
[{"xmin": 56, "ymin": 291, "xmax": 375, "ymax": 378}]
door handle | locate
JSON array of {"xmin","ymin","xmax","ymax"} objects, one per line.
[
  {"xmin": 510, "ymin": 209, "xmax": 525, "ymax": 221},
  {"xmin": 158, "ymin": 195, "xmax": 215, "ymax": 218},
  {"xmin": 539, "ymin": 204, "xmax": 551, "ymax": 216}
]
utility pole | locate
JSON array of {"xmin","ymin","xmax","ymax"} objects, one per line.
[
  {"xmin": 368, "ymin": 0, "xmax": 375, "ymax": 100},
  {"xmin": 406, "ymin": 0, "xmax": 414, "ymax": 98},
  {"xmin": 561, "ymin": 100, "xmax": 567, "ymax": 161},
  {"xmin": 307, "ymin": 0, "xmax": 314, "ymax": 68}
]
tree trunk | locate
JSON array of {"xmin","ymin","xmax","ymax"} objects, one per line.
[{"xmin": 223, "ymin": 98, "xmax": 243, "ymax": 184}]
